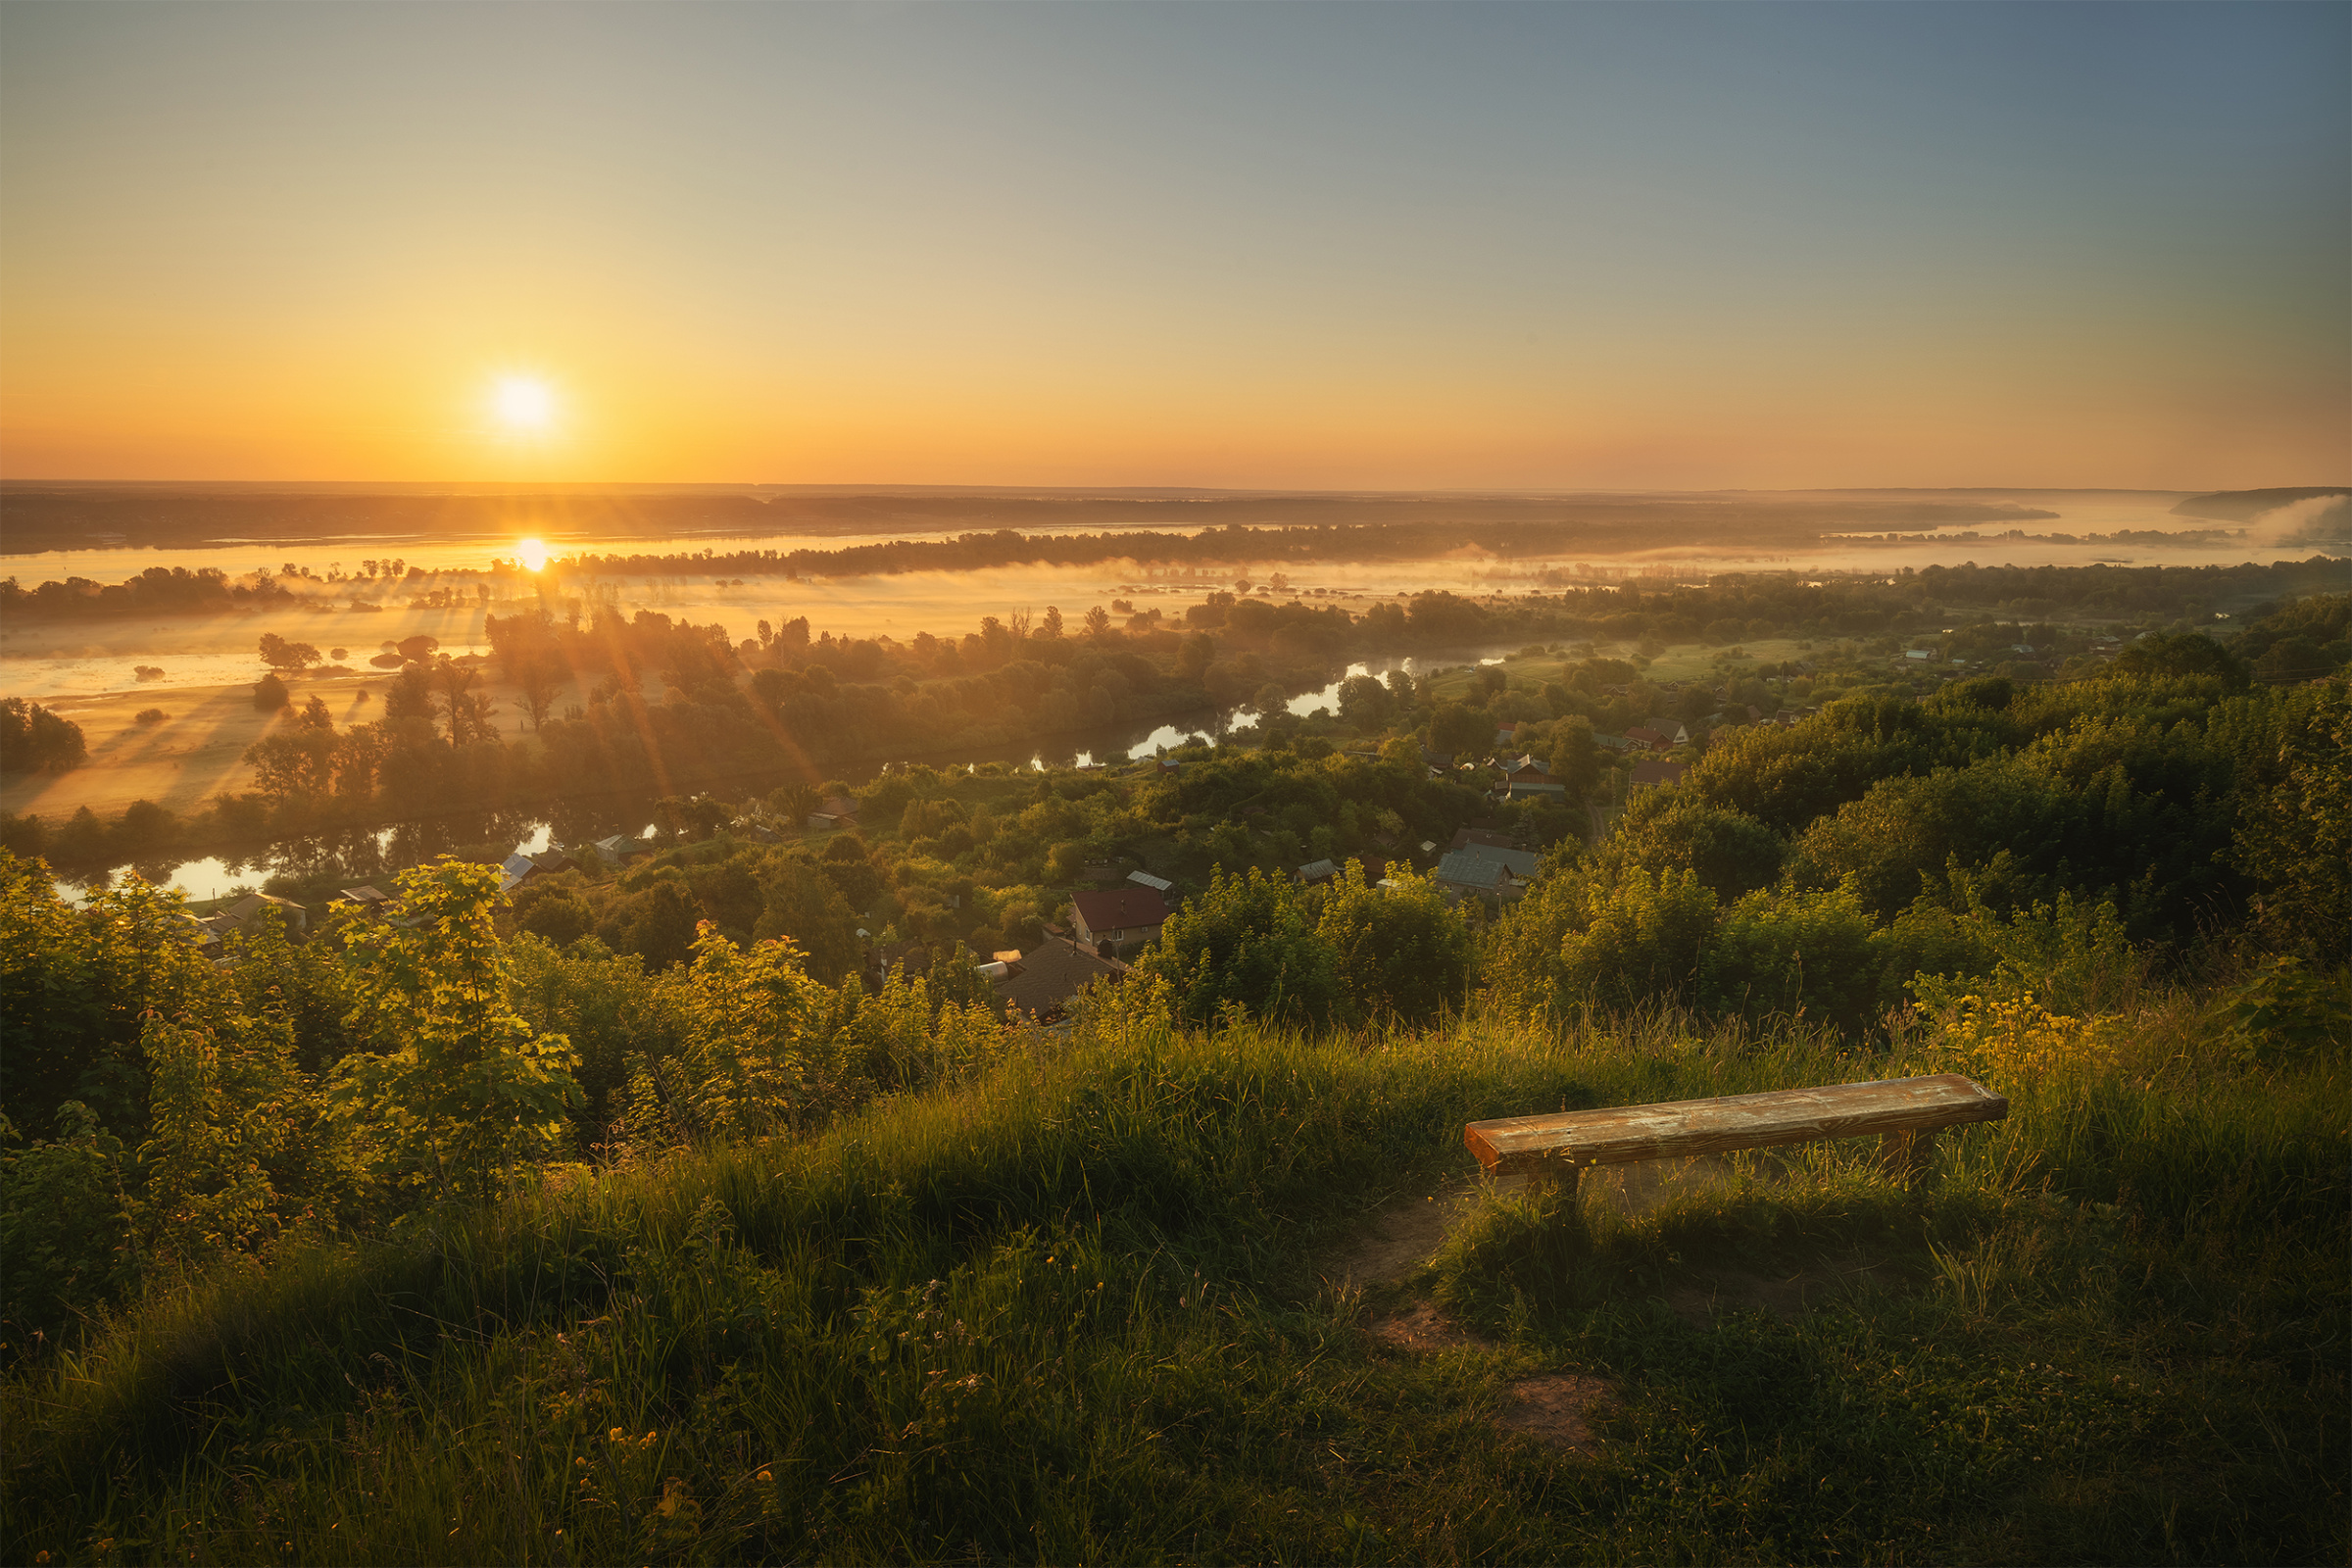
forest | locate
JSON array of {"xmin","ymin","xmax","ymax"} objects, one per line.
[
  {"xmin": 0, "ymin": 581, "xmax": 2344, "ymax": 1563},
  {"xmin": 3, "ymin": 558, "xmax": 2343, "ymax": 882}
]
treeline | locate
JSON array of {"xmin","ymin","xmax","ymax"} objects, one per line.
[{"xmin": 0, "ymin": 564, "xmax": 308, "ymax": 620}]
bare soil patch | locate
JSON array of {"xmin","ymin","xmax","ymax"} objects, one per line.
[
  {"xmin": 1325, "ymin": 1167, "xmax": 1494, "ymax": 1291},
  {"xmin": 1495, "ymin": 1373, "xmax": 1616, "ymax": 1453},
  {"xmin": 1367, "ymin": 1298, "xmax": 1489, "ymax": 1353}
]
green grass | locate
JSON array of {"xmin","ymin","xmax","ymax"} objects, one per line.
[{"xmin": 3, "ymin": 1001, "xmax": 2342, "ymax": 1565}]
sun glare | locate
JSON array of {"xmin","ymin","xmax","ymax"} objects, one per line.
[
  {"xmin": 493, "ymin": 376, "xmax": 555, "ymax": 431},
  {"xmin": 516, "ymin": 537, "xmax": 549, "ymax": 572}
]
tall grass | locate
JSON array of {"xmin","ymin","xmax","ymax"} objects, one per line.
[{"xmin": 3, "ymin": 997, "xmax": 2342, "ymax": 1564}]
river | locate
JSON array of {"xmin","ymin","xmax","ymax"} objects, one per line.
[{"xmin": 63, "ymin": 655, "xmax": 1468, "ymax": 905}]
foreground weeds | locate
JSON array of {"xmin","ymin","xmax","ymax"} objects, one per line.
[{"xmin": 3, "ymin": 1000, "xmax": 2343, "ymax": 1565}]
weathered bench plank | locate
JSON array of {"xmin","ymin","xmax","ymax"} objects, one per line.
[{"xmin": 1464, "ymin": 1074, "xmax": 2007, "ymax": 1183}]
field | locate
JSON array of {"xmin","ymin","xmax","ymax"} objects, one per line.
[{"xmin": 4, "ymin": 994, "xmax": 2340, "ymax": 1566}]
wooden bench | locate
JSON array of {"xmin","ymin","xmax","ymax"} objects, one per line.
[{"xmin": 1463, "ymin": 1073, "xmax": 2008, "ymax": 1196}]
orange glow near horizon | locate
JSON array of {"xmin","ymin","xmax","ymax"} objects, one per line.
[{"xmin": 0, "ymin": 6, "xmax": 2341, "ymax": 491}]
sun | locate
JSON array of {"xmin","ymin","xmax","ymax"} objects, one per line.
[
  {"xmin": 516, "ymin": 537, "xmax": 549, "ymax": 572},
  {"xmin": 492, "ymin": 376, "xmax": 555, "ymax": 431}
]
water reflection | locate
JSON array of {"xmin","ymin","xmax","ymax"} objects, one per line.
[{"xmin": 59, "ymin": 652, "xmax": 1488, "ymax": 904}]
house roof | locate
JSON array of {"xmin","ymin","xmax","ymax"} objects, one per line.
[
  {"xmin": 1434, "ymin": 850, "xmax": 1509, "ymax": 888},
  {"xmin": 1070, "ymin": 886, "xmax": 1171, "ymax": 931},
  {"xmin": 815, "ymin": 796, "xmax": 859, "ymax": 818},
  {"xmin": 1624, "ymin": 726, "xmax": 1670, "ymax": 749},
  {"xmin": 1630, "ymin": 760, "xmax": 1689, "ymax": 788},
  {"xmin": 1125, "ymin": 869, "xmax": 1173, "ymax": 892},
  {"xmin": 994, "ymin": 937, "xmax": 1128, "ymax": 1017},
  {"xmin": 1449, "ymin": 827, "xmax": 1515, "ymax": 851},
  {"xmin": 1297, "ymin": 858, "xmax": 1339, "ymax": 882},
  {"xmin": 1452, "ymin": 843, "xmax": 1540, "ymax": 879},
  {"xmin": 335, "ymin": 885, "xmax": 389, "ymax": 905}
]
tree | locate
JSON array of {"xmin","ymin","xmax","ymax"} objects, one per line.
[
  {"xmin": 770, "ymin": 782, "xmax": 822, "ymax": 831},
  {"xmin": 244, "ymin": 723, "xmax": 339, "ymax": 803},
  {"xmin": 135, "ymin": 1011, "xmax": 307, "ymax": 1273},
  {"xmin": 0, "ymin": 1102, "xmax": 135, "ymax": 1346},
  {"xmin": 1487, "ymin": 866, "xmax": 1717, "ymax": 1017},
  {"xmin": 1314, "ymin": 862, "xmax": 1472, "ymax": 1024},
  {"xmin": 1599, "ymin": 793, "xmax": 1785, "ymax": 903},
  {"xmin": 253, "ymin": 673, "xmax": 291, "ymax": 711},
  {"xmin": 2234, "ymin": 680, "xmax": 2350, "ymax": 957},
  {"xmin": 257, "ymin": 632, "xmax": 321, "ymax": 672},
  {"xmin": 0, "ymin": 698, "xmax": 87, "ymax": 773},
  {"xmin": 1337, "ymin": 673, "xmax": 1391, "ymax": 731},
  {"xmin": 1705, "ymin": 882, "xmax": 1885, "ymax": 1036},
  {"xmin": 329, "ymin": 858, "xmax": 579, "ymax": 1204},
  {"xmin": 754, "ymin": 857, "xmax": 863, "ymax": 982},
  {"xmin": 1130, "ymin": 866, "xmax": 1341, "ymax": 1027},
  {"xmin": 2110, "ymin": 631, "xmax": 2248, "ymax": 688},
  {"xmin": 382, "ymin": 665, "xmax": 436, "ymax": 724},
  {"xmin": 1427, "ymin": 700, "xmax": 1490, "ymax": 759},
  {"xmin": 1547, "ymin": 715, "xmax": 1600, "ymax": 801},
  {"xmin": 1084, "ymin": 605, "xmax": 1112, "ymax": 638},
  {"xmin": 517, "ymin": 654, "xmax": 563, "ymax": 730},
  {"xmin": 655, "ymin": 924, "xmax": 836, "ymax": 1141}
]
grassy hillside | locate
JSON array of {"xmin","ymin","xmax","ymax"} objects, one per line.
[{"xmin": 5, "ymin": 994, "xmax": 2341, "ymax": 1565}]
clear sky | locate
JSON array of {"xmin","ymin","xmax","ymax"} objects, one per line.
[{"xmin": 2, "ymin": 2, "xmax": 2344, "ymax": 490}]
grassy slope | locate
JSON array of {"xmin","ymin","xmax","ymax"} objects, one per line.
[{"xmin": 2, "ymin": 1000, "xmax": 2342, "ymax": 1566}]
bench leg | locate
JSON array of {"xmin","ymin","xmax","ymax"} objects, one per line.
[{"xmin": 1880, "ymin": 1128, "xmax": 1936, "ymax": 1186}]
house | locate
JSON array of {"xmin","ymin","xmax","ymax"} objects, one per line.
[
  {"xmin": 1593, "ymin": 733, "xmax": 1638, "ymax": 752},
  {"xmin": 1449, "ymin": 827, "xmax": 1516, "ymax": 852},
  {"xmin": 1904, "ymin": 649, "xmax": 1935, "ymax": 662},
  {"xmin": 992, "ymin": 935, "xmax": 1130, "ymax": 1023},
  {"xmin": 1629, "ymin": 759, "xmax": 1689, "ymax": 791},
  {"xmin": 1498, "ymin": 755, "xmax": 1565, "ymax": 801},
  {"xmin": 1669, "ymin": 721, "xmax": 1696, "ymax": 747},
  {"xmin": 220, "ymin": 892, "xmax": 309, "ymax": 933},
  {"xmin": 807, "ymin": 797, "xmax": 860, "ymax": 832},
  {"xmin": 174, "ymin": 911, "xmax": 225, "ymax": 951},
  {"xmin": 1296, "ymin": 858, "xmax": 1339, "ymax": 886},
  {"xmin": 1493, "ymin": 721, "xmax": 1529, "ymax": 748},
  {"xmin": 1434, "ymin": 845, "xmax": 1540, "ymax": 902},
  {"xmin": 1126, "ymin": 869, "xmax": 1173, "ymax": 893},
  {"xmin": 592, "ymin": 833, "xmax": 649, "ymax": 867},
  {"xmin": 1623, "ymin": 726, "xmax": 1673, "ymax": 753},
  {"xmin": 333, "ymin": 885, "xmax": 391, "ymax": 910},
  {"xmin": 499, "ymin": 853, "xmax": 540, "ymax": 894},
  {"xmin": 1069, "ymin": 886, "xmax": 1171, "ymax": 954}
]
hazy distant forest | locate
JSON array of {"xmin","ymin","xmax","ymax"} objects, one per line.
[
  {"xmin": 1, "ymin": 537, "xmax": 2345, "ymax": 1562},
  {"xmin": 3, "ymin": 550, "xmax": 2343, "ymax": 878}
]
